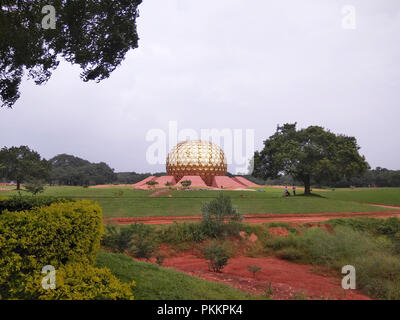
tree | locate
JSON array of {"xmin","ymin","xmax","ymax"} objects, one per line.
[
  {"xmin": 252, "ymin": 123, "xmax": 369, "ymax": 195},
  {"xmin": 24, "ymin": 180, "xmax": 45, "ymax": 195},
  {"xmin": 49, "ymin": 154, "xmax": 116, "ymax": 185},
  {"xmin": 0, "ymin": 0, "xmax": 142, "ymax": 108},
  {"xmin": 0, "ymin": 146, "xmax": 50, "ymax": 190}
]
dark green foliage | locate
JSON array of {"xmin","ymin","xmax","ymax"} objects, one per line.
[
  {"xmin": 180, "ymin": 180, "xmax": 192, "ymax": 188},
  {"xmin": 102, "ymin": 223, "xmax": 155, "ymax": 259},
  {"xmin": 202, "ymin": 193, "xmax": 242, "ymax": 225},
  {"xmin": 0, "ymin": 195, "xmax": 70, "ymax": 214},
  {"xmin": 0, "ymin": 0, "xmax": 142, "ymax": 108},
  {"xmin": 0, "ymin": 146, "xmax": 50, "ymax": 190},
  {"xmin": 24, "ymin": 180, "xmax": 45, "ymax": 195},
  {"xmin": 49, "ymin": 154, "xmax": 116, "ymax": 186},
  {"xmin": 102, "ymin": 225, "xmax": 135, "ymax": 253},
  {"xmin": 158, "ymin": 222, "xmax": 209, "ymax": 243},
  {"xmin": 203, "ymin": 243, "xmax": 230, "ymax": 273},
  {"xmin": 115, "ymin": 172, "xmax": 154, "ymax": 184},
  {"xmin": 129, "ymin": 223, "xmax": 155, "ymax": 260},
  {"xmin": 253, "ymin": 123, "xmax": 369, "ymax": 194},
  {"xmin": 155, "ymin": 253, "xmax": 165, "ymax": 266}
]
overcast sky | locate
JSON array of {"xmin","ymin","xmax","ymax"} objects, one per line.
[{"xmin": 1, "ymin": 0, "xmax": 399, "ymax": 173}]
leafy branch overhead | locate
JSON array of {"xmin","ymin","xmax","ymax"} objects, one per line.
[{"xmin": 0, "ymin": 0, "xmax": 142, "ymax": 108}]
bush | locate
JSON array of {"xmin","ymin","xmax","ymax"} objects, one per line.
[
  {"xmin": 0, "ymin": 195, "xmax": 71, "ymax": 214},
  {"xmin": 265, "ymin": 218, "xmax": 400, "ymax": 299},
  {"xmin": 158, "ymin": 221, "xmax": 245, "ymax": 244},
  {"xmin": 23, "ymin": 262, "xmax": 135, "ymax": 300},
  {"xmin": 102, "ymin": 223, "xmax": 156, "ymax": 259},
  {"xmin": 102, "ymin": 225, "xmax": 135, "ymax": 253},
  {"xmin": 129, "ymin": 223, "xmax": 156, "ymax": 260},
  {"xmin": 0, "ymin": 200, "xmax": 103, "ymax": 299},
  {"xmin": 203, "ymin": 243, "xmax": 230, "ymax": 273},
  {"xmin": 24, "ymin": 180, "xmax": 45, "ymax": 195},
  {"xmin": 275, "ymin": 247, "xmax": 304, "ymax": 261},
  {"xmin": 201, "ymin": 193, "xmax": 242, "ymax": 225}
]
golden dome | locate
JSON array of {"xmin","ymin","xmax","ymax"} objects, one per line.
[{"xmin": 166, "ymin": 140, "xmax": 227, "ymax": 186}]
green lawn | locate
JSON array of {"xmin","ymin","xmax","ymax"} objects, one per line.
[
  {"xmin": 314, "ymin": 188, "xmax": 400, "ymax": 207},
  {"xmin": 1, "ymin": 186, "xmax": 398, "ymax": 218},
  {"xmin": 95, "ymin": 251, "xmax": 262, "ymax": 300}
]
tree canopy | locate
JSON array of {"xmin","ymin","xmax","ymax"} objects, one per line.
[
  {"xmin": 0, "ymin": 0, "xmax": 142, "ymax": 108},
  {"xmin": 0, "ymin": 145, "xmax": 50, "ymax": 189},
  {"xmin": 252, "ymin": 123, "xmax": 370, "ymax": 194},
  {"xmin": 49, "ymin": 153, "xmax": 116, "ymax": 186}
]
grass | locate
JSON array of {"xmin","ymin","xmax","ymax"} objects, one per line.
[
  {"xmin": 265, "ymin": 217, "xmax": 400, "ymax": 299},
  {"xmin": 314, "ymin": 188, "xmax": 400, "ymax": 207},
  {"xmin": 1, "ymin": 186, "xmax": 398, "ymax": 218},
  {"xmin": 95, "ymin": 250, "xmax": 263, "ymax": 300}
]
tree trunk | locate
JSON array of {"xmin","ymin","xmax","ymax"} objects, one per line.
[
  {"xmin": 16, "ymin": 180, "xmax": 21, "ymax": 190},
  {"xmin": 304, "ymin": 175, "xmax": 311, "ymax": 195}
]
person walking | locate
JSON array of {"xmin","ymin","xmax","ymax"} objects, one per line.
[
  {"xmin": 292, "ymin": 185, "xmax": 296, "ymax": 196},
  {"xmin": 284, "ymin": 186, "xmax": 290, "ymax": 196}
]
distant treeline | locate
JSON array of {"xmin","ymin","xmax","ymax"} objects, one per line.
[
  {"xmin": 253, "ymin": 167, "xmax": 400, "ymax": 188},
  {"xmin": 49, "ymin": 154, "xmax": 167, "ymax": 186},
  {"xmin": 2, "ymin": 148, "xmax": 399, "ymax": 188}
]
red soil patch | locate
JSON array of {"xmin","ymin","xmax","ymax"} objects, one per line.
[
  {"xmin": 104, "ymin": 211, "xmax": 400, "ymax": 225},
  {"xmin": 365, "ymin": 203, "xmax": 400, "ymax": 209},
  {"xmin": 268, "ymin": 227, "xmax": 289, "ymax": 237},
  {"xmin": 147, "ymin": 251, "xmax": 369, "ymax": 300}
]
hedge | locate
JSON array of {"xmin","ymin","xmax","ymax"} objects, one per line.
[
  {"xmin": 22, "ymin": 262, "xmax": 135, "ymax": 300},
  {"xmin": 0, "ymin": 195, "xmax": 71, "ymax": 214},
  {"xmin": 0, "ymin": 200, "xmax": 104, "ymax": 299}
]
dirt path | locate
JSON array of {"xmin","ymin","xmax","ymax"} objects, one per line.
[
  {"xmin": 365, "ymin": 203, "xmax": 400, "ymax": 209},
  {"xmin": 104, "ymin": 210, "xmax": 400, "ymax": 225}
]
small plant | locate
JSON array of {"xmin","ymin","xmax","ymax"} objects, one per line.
[
  {"xmin": 146, "ymin": 180, "xmax": 159, "ymax": 189},
  {"xmin": 202, "ymin": 243, "xmax": 230, "ymax": 273},
  {"xmin": 264, "ymin": 281, "xmax": 274, "ymax": 298},
  {"xmin": 293, "ymin": 291, "xmax": 308, "ymax": 300},
  {"xmin": 180, "ymin": 180, "xmax": 192, "ymax": 188},
  {"xmin": 24, "ymin": 180, "xmax": 45, "ymax": 195},
  {"xmin": 247, "ymin": 265, "xmax": 261, "ymax": 278},
  {"xmin": 155, "ymin": 253, "xmax": 165, "ymax": 266}
]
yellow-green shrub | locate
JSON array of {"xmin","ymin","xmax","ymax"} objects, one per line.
[
  {"xmin": 0, "ymin": 200, "xmax": 103, "ymax": 298},
  {"xmin": 22, "ymin": 263, "xmax": 135, "ymax": 300}
]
